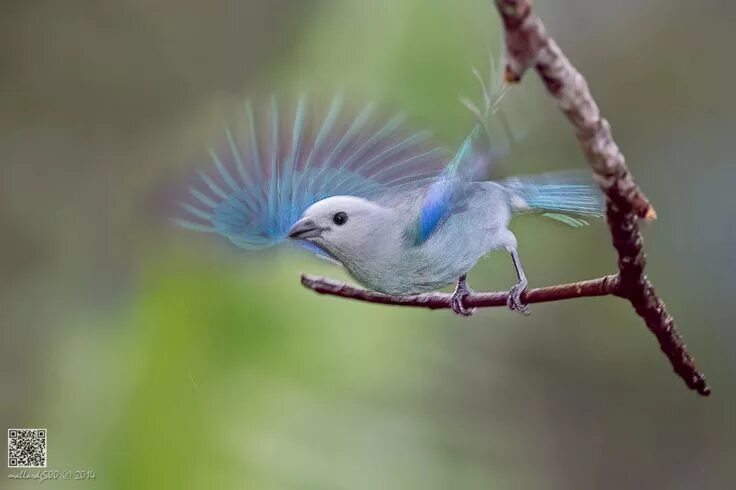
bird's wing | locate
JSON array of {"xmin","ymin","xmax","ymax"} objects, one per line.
[
  {"xmin": 176, "ymin": 96, "xmax": 450, "ymax": 250},
  {"xmin": 413, "ymin": 119, "xmax": 500, "ymax": 245},
  {"xmin": 414, "ymin": 56, "xmax": 517, "ymax": 245},
  {"xmin": 413, "ymin": 164, "xmax": 471, "ymax": 245}
]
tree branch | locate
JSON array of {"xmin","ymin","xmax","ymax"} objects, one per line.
[
  {"xmin": 300, "ymin": 0, "xmax": 710, "ymax": 396},
  {"xmin": 302, "ymin": 274, "xmax": 620, "ymax": 309},
  {"xmin": 494, "ymin": 0, "xmax": 708, "ymax": 396}
]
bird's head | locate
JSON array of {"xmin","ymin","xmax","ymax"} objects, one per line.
[{"xmin": 288, "ymin": 196, "xmax": 394, "ymax": 263}]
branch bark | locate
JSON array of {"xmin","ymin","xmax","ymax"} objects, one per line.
[
  {"xmin": 300, "ymin": 0, "xmax": 710, "ymax": 396},
  {"xmin": 302, "ymin": 274, "xmax": 620, "ymax": 309},
  {"xmin": 495, "ymin": 0, "xmax": 708, "ymax": 396}
]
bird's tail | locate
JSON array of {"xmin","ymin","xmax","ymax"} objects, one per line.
[{"xmin": 501, "ymin": 170, "xmax": 605, "ymax": 227}]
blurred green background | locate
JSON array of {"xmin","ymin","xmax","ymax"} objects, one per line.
[{"xmin": 2, "ymin": 0, "xmax": 735, "ymax": 488}]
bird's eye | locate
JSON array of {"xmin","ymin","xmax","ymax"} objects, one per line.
[{"xmin": 332, "ymin": 211, "xmax": 348, "ymax": 226}]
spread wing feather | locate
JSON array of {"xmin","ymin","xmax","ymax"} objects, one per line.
[{"xmin": 175, "ymin": 97, "xmax": 450, "ymax": 250}]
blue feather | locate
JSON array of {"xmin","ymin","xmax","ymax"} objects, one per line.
[
  {"xmin": 268, "ymin": 97, "xmax": 280, "ymax": 234},
  {"xmin": 244, "ymin": 100, "xmax": 265, "ymax": 194},
  {"xmin": 410, "ymin": 118, "xmax": 493, "ymax": 245},
  {"xmin": 333, "ymin": 113, "xmax": 405, "ymax": 177},
  {"xmin": 173, "ymin": 219, "xmax": 215, "ymax": 233},
  {"xmin": 299, "ymin": 96, "xmax": 343, "ymax": 211},
  {"xmin": 312, "ymin": 102, "xmax": 375, "ymax": 196},
  {"xmin": 225, "ymin": 125, "xmax": 249, "ymax": 189},
  {"xmin": 286, "ymin": 96, "xmax": 307, "ymax": 225},
  {"xmin": 177, "ymin": 98, "xmax": 448, "ymax": 250},
  {"xmin": 189, "ymin": 187, "xmax": 217, "ymax": 208},
  {"xmin": 414, "ymin": 144, "xmax": 475, "ymax": 245},
  {"xmin": 197, "ymin": 170, "xmax": 229, "ymax": 200},
  {"xmin": 502, "ymin": 171, "xmax": 605, "ymax": 221},
  {"xmin": 180, "ymin": 202, "xmax": 213, "ymax": 222},
  {"xmin": 417, "ymin": 179, "xmax": 454, "ymax": 243},
  {"xmin": 210, "ymin": 148, "xmax": 239, "ymax": 193}
]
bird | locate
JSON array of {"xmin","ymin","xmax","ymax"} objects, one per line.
[{"xmin": 177, "ymin": 85, "xmax": 604, "ymax": 315}]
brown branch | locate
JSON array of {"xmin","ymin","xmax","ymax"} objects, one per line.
[
  {"xmin": 302, "ymin": 274, "xmax": 620, "ymax": 309},
  {"xmin": 300, "ymin": 0, "xmax": 710, "ymax": 396},
  {"xmin": 494, "ymin": 0, "xmax": 708, "ymax": 396}
]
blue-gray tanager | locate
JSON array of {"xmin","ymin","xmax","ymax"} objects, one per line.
[{"xmin": 177, "ymin": 91, "xmax": 603, "ymax": 315}]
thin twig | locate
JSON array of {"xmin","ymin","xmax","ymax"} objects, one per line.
[
  {"xmin": 300, "ymin": 0, "xmax": 710, "ymax": 396},
  {"xmin": 302, "ymin": 274, "xmax": 620, "ymax": 308}
]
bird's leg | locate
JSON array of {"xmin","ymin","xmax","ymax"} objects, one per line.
[
  {"xmin": 507, "ymin": 247, "xmax": 530, "ymax": 315},
  {"xmin": 450, "ymin": 274, "xmax": 476, "ymax": 316}
]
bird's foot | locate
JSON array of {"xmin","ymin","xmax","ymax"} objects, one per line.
[
  {"xmin": 450, "ymin": 278, "xmax": 476, "ymax": 317},
  {"xmin": 507, "ymin": 280, "xmax": 530, "ymax": 315}
]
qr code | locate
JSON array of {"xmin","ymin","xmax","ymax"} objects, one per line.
[{"xmin": 8, "ymin": 429, "xmax": 47, "ymax": 468}]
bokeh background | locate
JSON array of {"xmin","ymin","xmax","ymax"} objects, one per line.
[{"xmin": 2, "ymin": 0, "xmax": 735, "ymax": 488}]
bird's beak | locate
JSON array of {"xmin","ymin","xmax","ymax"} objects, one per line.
[{"xmin": 288, "ymin": 218, "xmax": 323, "ymax": 240}]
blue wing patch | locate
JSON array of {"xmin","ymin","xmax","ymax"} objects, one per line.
[
  {"xmin": 416, "ymin": 177, "xmax": 462, "ymax": 244},
  {"xmin": 176, "ymin": 97, "xmax": 449, "ymax": 251},
  {"xmin": 415, "ymin": 53, "xmax": 520, "ymax": 245},
  {"xmin": 415, "ymin": 124, "xmax": 483, "ymax": 244}
]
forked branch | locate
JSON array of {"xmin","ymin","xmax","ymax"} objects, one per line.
[{"xmin": 300, "ymin": 0, "xmax": 710, "ymax": 396}]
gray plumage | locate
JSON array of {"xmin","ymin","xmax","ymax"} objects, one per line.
[
  {"xmin": 289, "ymin": 175, "xmax": 602, "ymax": 299},
  {"xmin": 179, "ymin": 94, "xmax": 604, "ymax": 315}
]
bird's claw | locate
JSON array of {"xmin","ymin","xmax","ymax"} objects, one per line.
[
  {"xmin": 450, "ymin": 281, "xmax": 476, "ymax": 317},
  {"xmin": 507, "ymin": 281, "xmax": 530, "ymax": 315}
]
